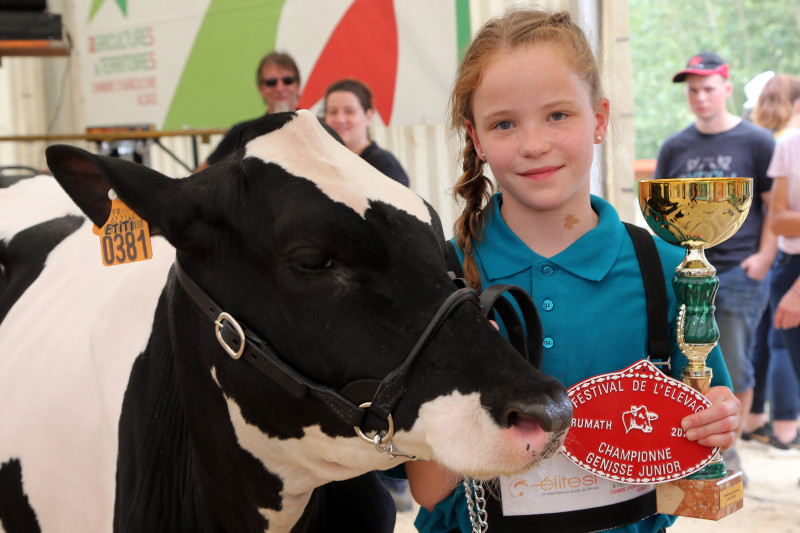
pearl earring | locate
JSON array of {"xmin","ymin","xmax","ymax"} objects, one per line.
[
  {"xmin": 596, "ymin": 135, "xmax": 602, "ymax": 142},
  {"xmin": 482, "ymin": 153, "xmax": 487, "ymax": 160}
]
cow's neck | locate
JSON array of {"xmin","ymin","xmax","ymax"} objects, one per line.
[
  {"xmin": 164, "ymin": 271, "xmax": 398, "ymax": 532},
  {"xmin": 116, "ymin": 285, "xmax": 285, "ymax": 531},
  {"xmin": 160, "ymin": 276, "xmax": 328, "ymax": 531}
]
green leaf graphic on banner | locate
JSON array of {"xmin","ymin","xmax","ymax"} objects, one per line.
[
  {"xmin": 89, "ymin": 0, "xmax": 128, "ymax": 22},
  {"xmin": 455, "ymin": 0, "xmax": 470, "ymax": 60},
  {"xmin": 162, "ymin": 0, "xmax": 286, "ymax": 130}
]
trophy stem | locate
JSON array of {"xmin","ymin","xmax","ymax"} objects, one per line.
[
  {"xmin": 678, "ymin": 247, "xmax": 716, "ymax": 277},
  {"xmin": 674, "ymin": 257, "xmax": 726, "ymax": 481}
]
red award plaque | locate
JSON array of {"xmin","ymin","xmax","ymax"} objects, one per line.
[{"xmin": 562, "ymin": 360, "xmax": 718, "ymax": 484}]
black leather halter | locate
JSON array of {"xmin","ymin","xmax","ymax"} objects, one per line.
[{"xmin": 173, "ymin": 261, "xmax": 494, "ymax": 433}]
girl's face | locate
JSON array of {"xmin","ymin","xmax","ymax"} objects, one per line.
[
  {"xmin": 323, "ymin": 91, "xmax": 373, "ymax": 153},
  {"xmin": 466, "ymin": 42, "xmax": 608, "ymax": 218}
]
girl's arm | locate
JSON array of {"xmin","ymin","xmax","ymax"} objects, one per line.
[
  {"xmin": 771, "ymin": 177, "xmax": 800, "ymax": 236},
  {"xmin": 405, "ymin": 460, "xmax": 462, "ymax": 511}
]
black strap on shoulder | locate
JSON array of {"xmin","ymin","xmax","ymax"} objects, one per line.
[{"xmin": 623, "ymin": 222, "xmax": 670, "ymax": 364}]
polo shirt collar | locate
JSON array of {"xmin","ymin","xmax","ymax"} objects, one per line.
[{"xmin": 475, "ymin": 193, "xmax": 625, "ymax": 282}]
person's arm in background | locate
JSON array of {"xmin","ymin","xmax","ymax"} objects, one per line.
[
  {"xmin": 771, "ymin": 177, "xmax": 800, "ymax": 236},
  {"xmin": 770, "ymin": 177, "xmax": 800, "ymax": 329},
  {"xmin": 193, "ymin": 126, "xmax": 240, "ymax": 173},
  {"xmin": 741, "ymin": 189, "xmax": 778, "ymax": 281}
]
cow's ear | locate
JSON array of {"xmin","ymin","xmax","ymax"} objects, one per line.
[{"xmin": 45, "ymin": 144, "xmax": 181, "ymax": 237}]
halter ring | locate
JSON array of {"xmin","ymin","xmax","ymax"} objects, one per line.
[{"xmin": 353, "ymin": 401, "xmax": 395, "ymax": 445}]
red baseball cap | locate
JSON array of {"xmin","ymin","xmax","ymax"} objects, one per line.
[{"xmin": 672, "ymin": 52, "xmax": 729, "ymax": 83}]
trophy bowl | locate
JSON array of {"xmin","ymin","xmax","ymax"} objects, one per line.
[{"xmin": 638, "ymin": 177, "xmax": 752, "ymax": 251}]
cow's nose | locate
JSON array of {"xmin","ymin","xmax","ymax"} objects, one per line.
[{"xmin": 504, "ymin": 396, "xmax": 572, "ymax": 434}]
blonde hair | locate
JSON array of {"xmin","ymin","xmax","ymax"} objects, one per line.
[
  {"xmin": 751, "ymin": 74, "xmax": 800, "ymax": 133},
  {"xmin": 449, "ymin": 8, "xmax": 603, "ymax": 290}
]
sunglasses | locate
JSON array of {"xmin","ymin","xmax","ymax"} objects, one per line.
[{"xmin": 260, "ymin": 76, "xmax": 297, "ymax": 87}]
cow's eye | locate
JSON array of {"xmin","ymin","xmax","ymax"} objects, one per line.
[{"xmin": 293, "ymin": 253, "xmax": 333, "ymax": 273}]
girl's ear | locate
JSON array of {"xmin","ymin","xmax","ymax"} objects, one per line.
[
  {"xmin": 465, "ymin": 120, "xmax": 485, "ymax": 161},
  {"xmin": 594, "ymin": 98, "xmax": 610, "ymax": 142},
  {"xmin": 365, "ymin": 107, "xmax": 374, "ymax": 127}
]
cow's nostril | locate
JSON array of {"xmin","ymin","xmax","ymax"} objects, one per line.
[
  {"xmin": 508, "ymin": 411, "xmax": 542, "ymax": 434},
  {"xmin": 505, "ymin": 400, "xmax": 571, "ymax": 434}
]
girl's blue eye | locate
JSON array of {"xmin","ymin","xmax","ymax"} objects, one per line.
[
  {"xmin": 550, "ymin": 112, "xmax": 567, "ymax": 121},
  {"xmin": 495, "ymin": 121, "xmax": 513, "ymax": 130}
]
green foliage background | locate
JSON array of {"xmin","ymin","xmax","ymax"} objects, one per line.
[{"xmin": 629, "ymin": 0, "xmax": 800, "ymax": 160}]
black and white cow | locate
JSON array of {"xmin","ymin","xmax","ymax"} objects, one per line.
[{"xmin": 0, "ymin": 110, "xmax": 572, "ymax": 532}]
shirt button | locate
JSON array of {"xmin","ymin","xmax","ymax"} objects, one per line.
[
  {"xmin": 542, "ymin": 265, "xmax": 554, "ymax": 276},
  {"xmin": 543, "ymin": 337, "xmax": 554, "ymax": 349},
  {"xmin": 543, "ymin": 299, "xmax": 554, "ymax": 311}
]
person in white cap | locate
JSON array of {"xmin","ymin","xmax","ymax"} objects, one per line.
[{"xmin": 743, "ymin": 71, "xmax": 776, "ymax": 115}]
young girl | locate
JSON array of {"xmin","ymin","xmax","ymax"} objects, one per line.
[
  {"xmin": 406, "ymin": 8, "xmax": 741, "ymax": 533},
  {"xmin": 323, "ymin": 78, "xmax": 410, "ymax": 187}
]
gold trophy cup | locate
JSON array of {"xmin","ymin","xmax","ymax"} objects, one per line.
[{"xmin": 638, "ymin": 177, "xmax": 751, "ymax": 520}]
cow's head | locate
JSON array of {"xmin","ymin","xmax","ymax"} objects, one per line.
[
  {"xmin": 45, "ymin": 110, "xmax": 571, "ymax": 490},
  {"xmin": 622, "ymin": 405, "xmax": 658, "ymax": 434}
]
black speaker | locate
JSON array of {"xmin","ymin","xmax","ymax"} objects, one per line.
[
  {"xmin": 0, "ymin": 10, "xmax": 62, "ymax": 40},
  {"xmin": 0, "ymin": 1, "xmax": 48, "ymax": 11}
]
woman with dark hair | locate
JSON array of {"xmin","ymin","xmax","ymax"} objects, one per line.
[{"xmin": 323, "ymin": 79, "xmax": 410, "ymax": 187}]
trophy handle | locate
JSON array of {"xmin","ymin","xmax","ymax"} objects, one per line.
[{"xmin": 676, "ymin": 304, "xmax": 687, "ymax": 353}]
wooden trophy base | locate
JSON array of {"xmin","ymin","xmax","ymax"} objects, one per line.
[{"xmin": 656, "ymin": 470, "xmax": 744, "ymax": 520}]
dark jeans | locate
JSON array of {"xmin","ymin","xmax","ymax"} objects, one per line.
[
  {"xmin": 750, "ymin": 293, "xmax": 799, "ymax": 420},
  {"xmin": 770, "ymin": 252, "xmax": 800, "ymax": 385}
]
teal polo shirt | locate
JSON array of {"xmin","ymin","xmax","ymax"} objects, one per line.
[
  {"xmin": 419, "ymin": 193, "xmax": 732, "ymax": 533},
  {"xmin": 460, "ymin": 193, "xmax": 730, "ymax": 390}
]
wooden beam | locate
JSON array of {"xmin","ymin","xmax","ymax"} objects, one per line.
[
  {"xmin": 0, "ymin": 128, "xmax": 229, "ymax": 144},
  {"xmin": 0, "ymin": 39, "xmax": 70, "ymax": 59}
]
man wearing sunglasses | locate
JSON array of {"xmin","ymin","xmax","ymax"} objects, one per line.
[{"xmin": 196, "ymin": 51, "xmax": 302, "ymax": 171}]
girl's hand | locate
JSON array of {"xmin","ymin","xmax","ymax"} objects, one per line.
[
  {"xmin": 774, "ymin": 289, "xmax": 800, "ymax": 330},
  {"xmin": 680, "ymin": 386, "xmax": 741, "ymax": 450}
]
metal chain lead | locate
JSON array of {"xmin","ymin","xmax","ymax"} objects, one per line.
[{"xmin": 462, "ymin": 477, "xmax": 488, "ymax": 533}]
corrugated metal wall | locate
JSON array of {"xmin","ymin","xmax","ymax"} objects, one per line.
[{"xmin": 0, "ymin": 0, "xmax": 635, "ymax": 233}]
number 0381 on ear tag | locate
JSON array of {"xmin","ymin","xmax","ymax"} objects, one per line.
[{"xmin": 91, "ymin": 195, "xmax": 152, "ymax": 266}]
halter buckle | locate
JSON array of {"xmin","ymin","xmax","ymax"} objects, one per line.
[{"xmin": 215, "ymin": 312, "xmax": 246, "ymax": 359}]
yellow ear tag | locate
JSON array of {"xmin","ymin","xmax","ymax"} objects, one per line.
[{"xmin": 92, "ymin": 193, "xmax": 153, "ymax": 266}]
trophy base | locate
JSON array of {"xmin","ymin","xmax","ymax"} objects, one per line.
[{"xmin": 656, "ymin": 470, "xmax": 744, "ymax": 520}]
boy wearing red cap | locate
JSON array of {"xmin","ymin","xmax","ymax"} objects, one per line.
[{"xmin": 654, "ymin": 51, "xmax": 776, "ymax": 481}]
